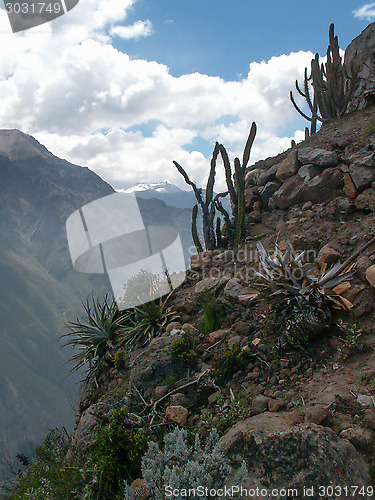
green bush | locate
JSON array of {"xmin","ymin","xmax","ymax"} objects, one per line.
[
  {"xmin": 123, "ymin": 428, "xmax": 247, "ymax": 500},
  {"xmin": 170, "ymin": 332, "xmax": 197, "ymax": 367},
  {"xmin": 214, "ymin": 345, "xmax": 245, "ymax": 383},
  {"xmin": 90, "ymin": 410, "xmax": 155, "ymax": 498}
]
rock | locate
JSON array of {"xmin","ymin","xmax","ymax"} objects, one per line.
[
  {"xmin": 245, "ymin": 168, "xmax": 260, "ymax": 186},
  {"xmin": 258, "ymin": 181, "xmax": 280, "ymax": 208},
  {"xmin": 298, "ymin": 164, "xmax": 321, "ymax": 182},
  {"xmin": 244, "ymin": 185, "xmax": 259, "ymax": 209},
  {"xmin": 166, "ymin": 322, "xmax": 182, "ymax": 334},
  {"xmin": 297, "ymin": 147, "xmax": 338, "ymax": 167},
  {"xmin": 275, "ymin": 150, "xmax": 299, "ymax": 181},
  {"xmin": 268, "ymin": 399, "xmax": 287, "ymax": 412},
  {"xmin": 227, "ymin": 335, "xmax": 241, "ymax": 349},
  {"xmin": 317, "ymin": 245, "xmax": 341, "ymax": 266},
  {"xmin": 339, "ymin": 426, "xmax": 373, "ymax": 451},
  {"xmin": 208, "ymin": 392, "xmax": 220, "ymax": 405},
  {"xmin": 366, "ymin": 265, "xmax": 375, "ymax": 287},
  {"xmin": 194, "ymin": 276, "xmax": 227, "ymax": 293},
  {"xmin": 165, "ymin": 405, "xmax": 188, "ymax": 425},
  {"xmin": 190, "ymin": 251, "xmax": 213, "ymax": 269},
  {"xmin": 349, "ymin": 164, "xmax": 375, "ymax": 191},
  {"xmin": 355, "ymin": 187, "xmax": 375, "ymax": 210},
  {"xmin": 68, "ymin": 404, "xmax": 100, "ymax": 458},
  {"xmin": 155, "ymin": 386, "xmax": 169, "ymax": 398},
  {"xmin": 223, "ymin": 278, "xmax": 246, "ymax": 301},
  {"xmin": 345, "ymin": 22, "xmax": 375, "ymax": 110},
  {"xmin": 234, "ymin": 320, "xmax": 252, "ymax": 336},
  {"xmin": 246, "ymin": 210, "xmax": 261, "ymax": 224},
  {"xmin": 357, "ymin": 256, "xmax": 373, "ymax": 281},
  {"xmin": 182, "ymin": 323, "xmax": 199, "ymax": 335},
  {"xmin": 271, "ymin": 167, "xmax": 343, "ymax": 209},
  {"xmin": 170, "ymin": 393, "xmax": 190, "ymax": 408},
  {"xmin": 257, "ymin": 163, "xmax": 279, "ymax": 186},
  {"xmin": 357, "ymin": 394, "xmax": 375, "ymax": 407},
  {"xmin": 304, "ymin": 404, "xmax": 329, "ymax": 425},
  {"xmin": 131, "ymin": 479, "xmax": 150, "ymax": 500},
  {"xmin": 343, "ymin": 172, "xmax": 358, "ymax": 198},
  {"xmin": 302, "ymin": 201, "xmax": 313, "ymax": 210},
  {"xmin": 221, "ymin": 413, "xmax": 372, "ymax": 494},
  {"xmin": 208, "ymin": 329, "xmax": 230, "ymax": 344},
  {"xmin": 251, "ymin": 395, "xmax": 270, "ymax": 415}
]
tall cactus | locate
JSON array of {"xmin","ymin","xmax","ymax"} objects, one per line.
[
  {"xmin": 218, "ymin": 122, "xmax": 257, "ymax": 247},
  {"xmin": 173, "ymin": 143, "xmax": 227, "ymax": 251},
  {"xmin": 290, "ymin": 23, "xmax": 359, "ymax": 134},
  {"xmin": 174, "ymin": 122, "xmax": 257, "ymax": 250}
]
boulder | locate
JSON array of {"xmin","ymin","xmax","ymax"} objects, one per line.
[
  {"xmin": 349, "ymin": 164, "xmax": 375, "ymax": 191},
  {"xmin": 257, "ymin": 163, "xmax": 279, "ymax": 186},
  {"xmin": 297, "ymin": 147, "xmax": 338, "ymax": 167},
  {"xmin": 298, "ymin": 164, "xmax": 321, "ymax": 182},
  {"xmin": 355, "ymin": 187, "xmax": 375, "ymax": 210},
  {"xmin": 271, "ymin": 167, "xmax": 343, "ymax": 209},
  {"xmin": 365, "ymin": 264, "xmax": 375, "ymax": 288},
  {"xmin": 258, "ymin": 181, "xmax": 281, "ymax": 208},
  {"xmin": 221, "ymin": 413, "xmax": 372, "ymax": 495},
  {"xmin": 317, "ymin": 245, "xmax": 341, "ymax": 266},
  {"xmin": 275, "ymin": 150, "xmax": 299, "ymax": 181},
  {"xmin": 194, "ymin": 276, "xmax": 228, "ymax": 293},
  {"xmin": 165, "ymin": 405, "xmax": 188, "ymax": 425},
  {"xmin": 345, "ymin": 22, "xmax": 375, "ymax": 111}
]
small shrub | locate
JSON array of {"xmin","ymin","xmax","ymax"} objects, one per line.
[
  {"xmin": 113, "ymin": 350, "xmax": 129, "ymax": 371},
  {"xmin": 214, "ymin": 345, "xmax": 245, "ymax": 383},
  {"xmin": 123, "ymin": 428, "xmax": 246, "ymax": 500},
  {"xmin": 170, "ymin": 332, "xmax": 197, "ymax": 367},
  {"xmin": 195, "ymin": 292, "xmax": 224, "ymax": 334},
  {"xmin": 91, "ymin": 410, "xmax": 155, "ymax": 498},
  {"xmin": 336, "ymin": 318, "xmax": 363, "ymax": 359}
]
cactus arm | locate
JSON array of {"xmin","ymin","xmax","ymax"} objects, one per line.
[
  {"xmin": 191, "ymin": 204, "xmax": 203, "ymax": 253},
  {"xmin": 173, "ymin": 161, "xmax": 204, "ymax": 207},
  {"xmin": 242, "ymin": 122, "xmax": 257, "ymax": 170},
  {"xmin": 218, "ymin": 144, "xmax": 237, "ymax": 206}
]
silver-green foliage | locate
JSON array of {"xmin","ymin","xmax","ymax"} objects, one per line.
[{"xmin": 123, "ymin": 428, "xmax": 245, "ymax": 500}]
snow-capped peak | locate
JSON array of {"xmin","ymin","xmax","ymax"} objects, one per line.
[{"xmin": 117, "ymin": 180, "xmax": 184, "ymax": 194}]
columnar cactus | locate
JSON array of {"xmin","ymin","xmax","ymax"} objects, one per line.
[
  {"xmin": 174, "ymin": 122, "xmax": 257, "ymax": 250},
  {"xmin": 290, "ymin": 24, "xmax": 359, "ymax": 134}
]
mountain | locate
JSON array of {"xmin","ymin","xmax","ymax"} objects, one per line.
[
  {"xmin": 0, "ymin": 130, "xmax": 115, "ymax": 462},
  {"xmin": 118, "ymin": 180, "xmax": 231, "ymax": 212},
  {"xmin": 0, "ymin": 130, "xmax": 196, "ymax": 467}
]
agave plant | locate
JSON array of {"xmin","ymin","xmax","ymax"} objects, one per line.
[
  {"xmin": 120, "ymin": 293, "xmax": 175, "ymax": 347},
  {"xmin": 255, "ymin": 241, "xmax": 356, "ymax": 347},
  {"xmin": 63, "ymin": 294, "xmax": 127, "ymax": 385}
]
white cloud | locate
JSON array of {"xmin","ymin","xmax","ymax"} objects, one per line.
[
  {"xmin": 353, "ymin": 3, "xmax": 375, "ymax": 20},
  {"xmin": 0, "ymin": 0, "xmax": 313, "ymax": 192},
  {"xmin": 110, "ymin": 19, "xmax": 153, "ymax": 40}
]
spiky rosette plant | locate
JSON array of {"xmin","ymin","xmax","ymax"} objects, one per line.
[
  {"xmin": 255, "ymin": 241, "xmax": 356, "ymax": 347},
  {"xmin": 63, "ymin": 294, "xmax": 127, "ymax": 385}
]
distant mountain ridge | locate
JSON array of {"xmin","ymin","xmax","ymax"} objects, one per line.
[{"xmin": 0, "ymin": 130, "xmax": 193, "ymax": 465}]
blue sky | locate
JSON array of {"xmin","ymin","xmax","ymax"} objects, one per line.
[
  {"xmin": 117, "ymin": 1, "xmax": 370, "ymax": 79},
  {"xmin": 0, "ymin": 0, "xmax": 372, "ymax": 190}
]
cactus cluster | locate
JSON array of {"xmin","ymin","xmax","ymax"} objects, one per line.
[
  {"xmin": 174, "ymin": 122, "xmax": 257, "ymax": 251},
  {"xmin": 290, "ymin": 24, "xmax": 359, "ymax": 135}
]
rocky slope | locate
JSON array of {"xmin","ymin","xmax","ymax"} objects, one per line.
[{"xmin": 65, "ymin": 102, "xmax": 375, "ymax": 496}]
